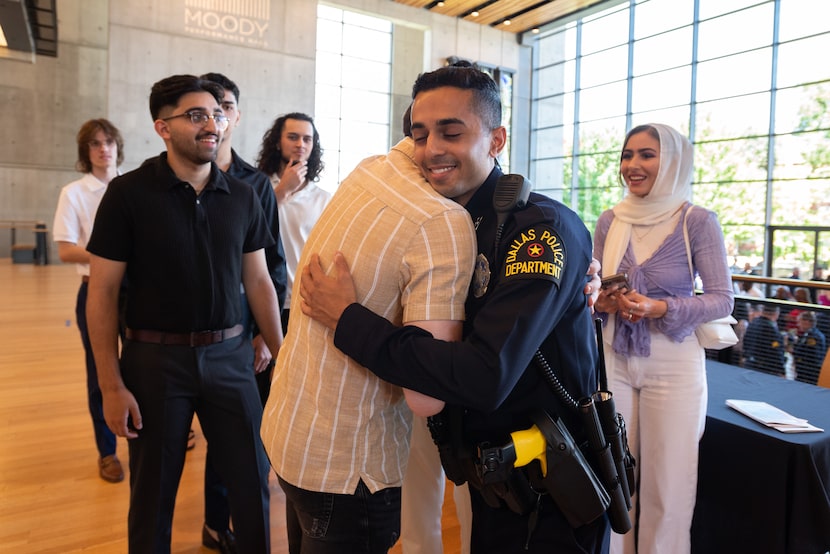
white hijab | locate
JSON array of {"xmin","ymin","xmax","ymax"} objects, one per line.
[{"xmin": 602, "ymin": 123, "xmax": 694, "ymax": 276}]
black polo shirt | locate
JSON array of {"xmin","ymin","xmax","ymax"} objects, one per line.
[{"xmin": 87, "ymin": 152, "xmax": 274, "ymax": 332}]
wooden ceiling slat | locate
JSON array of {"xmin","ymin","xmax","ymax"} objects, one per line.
[
  {"xmin": 390, "ymin": 0, "xmax": 597, "ymax": 35},
  {"xmin": 462, "ymin": 0, "xmax": 532, "ymax": 25},
  {"xmin": 495, "ymin": 0, "xmax": 598, "ymax": 33},
  {"xmin": 434, "ymin": 0, "xmax": 487, "ymax": 18},
  {"xmin": 394, "ymin": 0, "xmax": 433, "ymax": 7}
]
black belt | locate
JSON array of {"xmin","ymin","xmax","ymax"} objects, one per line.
[{"xmin": 125, "ymin": 324, "xmax": 244, "ymax": 346}]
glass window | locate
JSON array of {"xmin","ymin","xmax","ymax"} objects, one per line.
[
  {"xmin": 632, "ymin": 27, "xmax": 693, "ymax": 76},
  {"xmin": 775, "ymin": 83, "xmax": 830, "ymax": 135},
  {"xmin": 630, "ymin": 105, "xmax": 691, "ymax": 134},
  {"xmin": 695, "ymin": 136, "xmax": 769, "ymax": 184},
  {"xmin": 694, "ymin": 181, "xmax": 768, "ymax": 226},
  {"xmin": 316, "ymin": 51, "xmax": 342, "ymax": 86},
  {"xmin": 579, "ymin": 81, "xmax": 628, "ymax": 121},
  {"xmin": 315, "ymin": 5, "xmax": 391, "ymax": 191},
  {"xmin": 535, "ymin": 60, "xmax": 576, "ymax": 97},
  {"xmin": 633, "ymin": 0, "xmax": 695, "ymax": 39},
  {"xmin": 340, "ymin": 89, "xmax": 390, "ymax": 125},
  {"xmin": 343, "ymin": 10, "xmax": 392, "ymax": 32},
  {"xmin": 533, "ymin": 94, "xmax": 573, "ymax": 129},
  {"xmin": 580, "ymin": 45, "xmax": 629, "ymax": 88},
  {"xmin": 697, "ymin": 4, "xmax": 774, "ymax": 61},
  {"xmin": 771, "ymin": 180, "xmax": 830, "ymax": 226},
  {"xmin": 698, "ymin": 0, "xmax": 765, "ymax": 20},
  {"xmin": 580, "ymin": 8, "xmax": 630, "ymax": 55},
  {"xmin": 578, "ymin": 117, "xmax": 627, "ymax": 156},
  {"xmin": 778, "ymin": 0, "xmax": 830, "ymax": 42},
  {"xmin": 631, "ymin": 66, "xmax": 692, "ymax": 112},
  {"xmin": 773, "ymin": 131, "xmax": 830, "ymax": 180},
  {"xmin": 317, "ymin": 18, "xmax": 343, "ymax": 53},
  {"xmin": 777, "ymin": 34, "xmax": 830, "ymax": 89},
  {"xmin": 342, "ymin": 25, "xmax": 391, "ymax": 63},
  {"xmin": 695, "ymin": 92, "xmax": 771, "ymax": 141},
  {"xmin": 696, "ymin": 48, "xmax": 772, "ymax": 102},
  {"xmin": 533, "ymin": 125, "xmax": 568, "ymax": 159},
  {"xmin": 529, "ymin": 0, "xmax": 830, "ymax": 276},
  {"xmin": 535, "ymin": 25, "xmax": 577, "ymax": 66},
  {"xmin": 341, "ymin": 57, "xmax": 390, "ymax": 93},
  {"xmin": 531, "ymin": 157, "xmax": 567, "ymax": 192}
]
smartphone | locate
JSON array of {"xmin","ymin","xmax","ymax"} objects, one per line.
[{"xmin": 600, "ymin": 272, "xmax": 630, "ymax": 292}]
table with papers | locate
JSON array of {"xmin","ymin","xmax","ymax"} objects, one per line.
[{"xmin": 691, "ymin": 362, "xmax": 830, "ymax": 553}]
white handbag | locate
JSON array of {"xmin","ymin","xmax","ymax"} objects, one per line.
[{"xmin": 683, "ymin": 206, "xmax": 738, "ymax": 350}]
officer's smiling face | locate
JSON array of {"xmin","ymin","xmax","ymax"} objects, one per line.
[{"xmin": 410, "ymin": 86, "xmax": 504, "ymax": 206}]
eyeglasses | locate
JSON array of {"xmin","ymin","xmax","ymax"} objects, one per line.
[{"xmin": 161, "ymin": 111, "xmax": 229, "ymax": 130}]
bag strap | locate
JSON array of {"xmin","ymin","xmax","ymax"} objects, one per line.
[{"xmin": 682, "ymin": 205, "xmax": 695, "ymax": 285}]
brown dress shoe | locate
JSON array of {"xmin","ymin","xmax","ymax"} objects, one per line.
[{"xmin": 99, "ymin": 455, "xmax": 124, "ymax": 483}]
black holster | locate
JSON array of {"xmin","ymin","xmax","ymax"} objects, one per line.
[{"xmin": 525, "ymin": 410, "xmax": 611, "ymax": 528}]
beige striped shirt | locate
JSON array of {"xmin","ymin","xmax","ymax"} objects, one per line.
[{"xmin": 261, "ymin": 137, "xmax": 476, "ymax": 494}]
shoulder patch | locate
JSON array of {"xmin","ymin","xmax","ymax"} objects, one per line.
[{"xmin": 502, "ymin": 225, "xmax": 565, "ymax": 286}]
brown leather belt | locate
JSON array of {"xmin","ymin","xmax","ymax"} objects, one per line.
[
  {"xmin": 125, "ymin": 324, "xmax": 244, "ymax": 346},
  {"xmin": 82, "ymin": 275, "xmax": 90, "ymax": 283}
]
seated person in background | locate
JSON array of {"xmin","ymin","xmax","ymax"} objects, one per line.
[
  {"xmin": 784, "ymin": 287, "xmax": 812, "ymax": 333},
  {"xmin": 737, "ymin": 279, "xmax": 764, "ymax": 299},
  {"xmin": 792, "ymin": 311, "xmax": 826, "ymax": 385},
  {"xmin": 743, "ymin": 305, "xmax": 786, "ymax": 376},
  {"xmin": 733, "ymin": 303, "xmax": 762, "ymax": 367}
]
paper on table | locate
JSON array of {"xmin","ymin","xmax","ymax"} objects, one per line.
[{"xmin": 726, "ymin": 399, "xmax": 824, "ymax": 433}]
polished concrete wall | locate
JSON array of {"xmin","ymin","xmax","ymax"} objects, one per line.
[{"xmin": 0, "ymin": 0, "xmax": 523, "ymax": 261}]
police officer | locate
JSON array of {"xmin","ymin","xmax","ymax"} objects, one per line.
[
  {"xmin": 300, "ymin": 65, "xmax": 609, "ymax": 553},
  {"xmin": 793, "ymin": 310, "xmax": 826, "ymax": 385}
]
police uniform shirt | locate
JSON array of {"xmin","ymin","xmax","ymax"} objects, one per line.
[
  {"xmin": 793, "ymin": 326, "xmax": 827, "ymax": 384},
  {"xmin": 87, "ymin": 152, "xmax": 274, "ymax": 332},
  {"xmin": 743, "ymin": 317, "xmax": 786, "ymax": 375},
  {"xmin": 333, "ymin": 167, "xmax": 599, "ymax": 442}
]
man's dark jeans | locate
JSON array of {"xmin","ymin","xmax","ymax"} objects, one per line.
[{"xmin": 279, "ymin": 475, "xmax": 401, "ymax": 553}]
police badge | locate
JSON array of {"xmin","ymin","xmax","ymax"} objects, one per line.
[{"xmin": 473, "ymin": 253, "xmax": 491, "ymax": 298}]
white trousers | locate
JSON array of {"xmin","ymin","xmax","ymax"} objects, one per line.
[
  {"xmin": 401, "ymin": 416, "xmax": 472, "ymax": 554},
  {"xmin": 606, "ymin": 332, "xmax": 707, "ymax": 554}
]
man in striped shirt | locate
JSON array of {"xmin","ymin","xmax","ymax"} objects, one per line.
[{"xmin": 261, "ymin": 131, "xmax": 477, "ymax": 552}]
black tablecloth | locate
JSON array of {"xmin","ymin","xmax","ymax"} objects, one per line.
[{"xmin": 691, "ymin": 361, "xmax": 830, "ymax": 553}]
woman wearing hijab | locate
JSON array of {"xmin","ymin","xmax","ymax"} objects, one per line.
[{"xmin": 593, "ymin": 124, "xmax": 733, "ymax": 554}]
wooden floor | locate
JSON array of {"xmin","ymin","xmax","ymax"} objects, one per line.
[{"xmin": 0, "ymin": 259, "xmax": 461, "ymax": 553}]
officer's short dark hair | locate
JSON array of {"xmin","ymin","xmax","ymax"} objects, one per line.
[
  {"xmin": 149, "ymin": 74, "xmax": 224, "ymax": 120},
  {"xmin": 412, "ymin": 65, "xmax": 502, "ymax": 131}
]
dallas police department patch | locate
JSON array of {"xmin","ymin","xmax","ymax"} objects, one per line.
[{"xmin": 502, "ymin": 225, "xmax": 565, "ymax": 286}]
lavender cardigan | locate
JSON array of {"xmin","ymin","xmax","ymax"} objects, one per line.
[{"xmin": 594, "ymin": 204, "xmax": 734, "ymax": 356}]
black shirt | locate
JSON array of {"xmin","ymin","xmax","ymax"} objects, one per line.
[
  {"xmin": 227, "ymin": 149, "xmax": 288, "ymax": 308},
  {"xmin": 87, "ymin": 152, "xmax": 274, "ymax": 332},
  {"xmin": 334, "ymin": 167, "xmax": 598, "ymax": 443}
]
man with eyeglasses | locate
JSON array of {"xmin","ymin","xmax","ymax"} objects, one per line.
[
  {"xmin": 53, "ymin": 118, "xmax": 126, "ymax": 484},
  {"xmin": 86, "ymin": 74, "xmax": 282, "ymax": 553}
]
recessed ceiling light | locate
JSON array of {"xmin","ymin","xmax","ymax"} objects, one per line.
[
  {"xmin": 503, "ymin": 20, "xmax": 511, "ymax": 26},
  {"xmin": 471, "ymin": 11, "xmax": 479, "ymax": 17}
]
